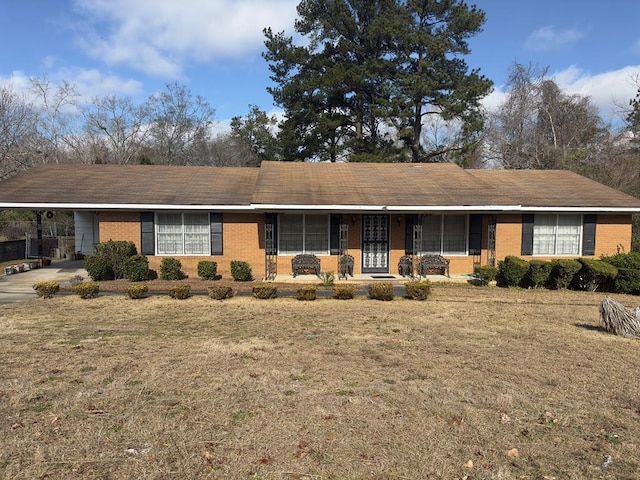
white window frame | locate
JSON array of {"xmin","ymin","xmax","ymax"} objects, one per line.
[
  {"xmin": 156, "ymin": 212, "xmax": 210, "ymax": 256},
  {"xmin": 532, "ymin": 214, "xmax": 582, "ymax": 256},
  {"xmin": 278, "ymin": 213, "xmax": 330, "ymax": 255},
  {"xmin": 421, "ymin": 214, "xmax": 468, "ymax": 256}
]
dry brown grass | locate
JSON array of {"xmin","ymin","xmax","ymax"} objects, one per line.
[{"xmin": 1, "ymin": 284, "xmax": 639, "ymax": 479}]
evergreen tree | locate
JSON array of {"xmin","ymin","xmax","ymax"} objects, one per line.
[{"xmin": 263, "ymin": 0, "xmax": 492, "ymax": 162}]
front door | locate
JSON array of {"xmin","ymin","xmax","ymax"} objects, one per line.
[{"xmin": 362, "ymin": 214, "xmax": 389, "ymax": 273}]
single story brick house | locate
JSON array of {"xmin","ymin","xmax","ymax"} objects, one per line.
[{"xmin": 1, "ymin": 161, "xmax": 640, "ymax": 279}]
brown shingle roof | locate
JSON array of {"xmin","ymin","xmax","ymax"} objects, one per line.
[
  {"xmin": 252, "ymin": 161, "xmax": 514, "ymax": 207},
  {"xmin": 466, "ymin": 169, "xmax": 640, "ymax": 208},
  {"xmin": 0, "ymin": 164, "xmax": 259, "ymax": 207},
  {"xmin": 1, "ymin": 162, "xmax": 639, "ymax": 212}
]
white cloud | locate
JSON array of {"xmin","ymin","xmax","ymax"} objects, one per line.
[
  {"xmin": 526, "ymin": 25, "xmax": 585, "ymax": 51},
  {"xmin": 73, "ymin": 0, "xmax": 300, "ymax": 78},
  {"xmin": 553, "ymin": 65, "xmax": 640, "ymax": 123},
  {"xmin": 483, "ymin": 65, "xmax": 640, "ymax": 126},
  {"xmin": 0, "ymin": 68, "xmax": 144, "ymax": 105}
]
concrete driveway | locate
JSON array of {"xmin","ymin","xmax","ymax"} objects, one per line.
[{"xmin": 0, "ymin": 260, "xmax": 88, "ymax": 304}]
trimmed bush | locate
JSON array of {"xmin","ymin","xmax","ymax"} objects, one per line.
[
  {"xmin": 197, "ymin": 260, "xmax": 218, "ymax": 280},
  {"xmin": 208, "ymin": 285, "xmax": 234, "ymax": 300},
  {"xmin": 332, "ymin": 284, "xmax": 355, "ymax": 300},
  {"xmin": 615, "ymin": 268, "xmax": 640, "ymax": 295},
  {"xmin": 296, "ymin": 285, "xmax": 317, "ymax": 301},
  {"xmin": 497, "ymin": 256, "xmax": 530, "ymax": 288},
  {"xmin": 527, "ymin": 260, "xmax": 552, "ymax": 288},
  {"xmin": 168, "ymin": 284, "xmax": 190, "ymax": 299},
  {"xmin": 473, "ymin": 265, "xmax": 497, "ymax": 286},
  {"xmin": 404, "ymin": 280, "xmax": 431, "ymax": 300},
  {"xmin": 253, "ymin": 283, "xmax": 277, "ymax": 299},
  {"xmin": 549, "ymin": 259, "xmax": 581, "ymax": 290},
  {"xmin": 231, "ymin": 260, "xmax": 253, "ymax": 281},
  {"xmin": 84, "ymin": 255, "xmax": 114, "ymax": 281},
  {"xmin": 126, "ymin": 284, "xmax": 149, "ymax": 299},
  {"xmin": 575, "ymin": 258, "xmax": 618, "ymax": 292},
  {"xmin": 74, "ymin": 282, "xmax": 100, "ymax": 299},
  {"xmin": 160, "ymin": 257, "xmax": 183, "ymax": 281},
  {"xmin": 92, "ymin": 240, "xmax": 137, "ymax": 279},
  {"xmin": 601, "ymin": 252, "xmax": 640, "ymax": 270},
  {"xmin": 123, "ymin": 255, "xmax": 150, "ymax": 282},
  {"xmin": 33, "ymin": 281, "xmax": 60, "ymax": 299},
  {"xmin": 368, "ymin": 282, "xmax": 394, "ymax": 301}
]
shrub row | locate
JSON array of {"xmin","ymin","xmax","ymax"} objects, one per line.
[
  {"xmin": 34, "ymin": 279, "xmax": 434, "ymax": 301},
  {"xmin": 490, "ymin": 254, "xmax": 633, "ymax": 293}
]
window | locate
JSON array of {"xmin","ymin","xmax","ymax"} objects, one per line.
[
  {"xmin": 421, "ymin": 215, "xmax": 467, "ymax": 255},
  {"xmin": 533, "ymin": 214, "xmax": 581, "ymax": 255},
  {"xmin": 279, "ymin": 214, "xmax": 329, "ymax": 255},
  {"xmin": 157, "ymin": 213, "xmax": 210, "ymax": 255}
]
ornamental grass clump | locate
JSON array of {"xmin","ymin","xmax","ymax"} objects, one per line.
[
  {"xmin": 404, "ymin": 279, "xmax": 431, "ymax": 300},
  {"xmin": 296, "ymin": 285, "xmax": 317, "ymax": 301},
  {"xmin": 168, "ymin": 284, "xmax": 190, "ymax": 300},
  {"xmin": 126, "ymin": 284, "xmax": 149, "ymax": 299},
  {"xmin": 368, "ymin": 282, "xmax": 395, "ymax": 301},
  {"xmin": 208, "ymin": 285, "xmax": 234, "ymax": 300},
  {"xmin": 33, "ymin": 281, "xmax": 60, "ymax": 299},
  {"xmin": 332, "ymin": 284, "xmax": 355, "ymax": 299},
  {"xmin": 74, "ymin": 282, "xmax": 100, "ymax": 299}
]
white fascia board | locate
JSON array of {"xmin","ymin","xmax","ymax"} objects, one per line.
[
  {"xmin": 520, "ymin": 206, "xmax": 640, "ymax": 213},
  {"xmin": 0, "ymin": 203, "xmax": 253, "ymax": 211}
]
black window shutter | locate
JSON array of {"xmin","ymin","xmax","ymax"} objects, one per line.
[
  {"xmin": 210, "ymin": 213, "xmax": 223, "ymax": 255},
  {"xmin": 405, "ymin": 214, "xmax": 418, "ymax": 254},
  {"xmin": 582, "ymin": 214, "xmax": 597, "ymax": 256},
  {"xmin": 330, "ymin": 214, "xmax": 342, "ymax": 255},
  {"xmin": 265, "ymin": 213, "xmax": 278, "ymax": 255},
  {"xmin": 469, "ymin": 214, "xmax": 483, "ymax": 255},
  {"xmin": 140, "ymin": 212, "xmax": 155, "ymax": 255},
  {"xmin": 521, "ymin": 214, "xmax": 534, "ymax": 256}
]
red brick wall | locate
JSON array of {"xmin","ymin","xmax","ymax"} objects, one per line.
[{"xmin": 96, "ymin": 211, "xmax": 634, "ymax": 279}]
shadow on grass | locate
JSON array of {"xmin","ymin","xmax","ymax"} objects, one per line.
[{"xmin": 574, "ymin": 322, "xmax": 608, "ymax": 334}]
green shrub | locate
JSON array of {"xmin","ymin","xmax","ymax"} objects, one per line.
[
  {"xmin": 497, "ymin": 256, "xmax": 530, "ymax": 288},
  {"xmin": 168, "ymin": 284, "xmax": 190, "ymax": 299},
  {"xmin": 473, "ymin": 265, "xmax": 497, "ymax": 286},
  {"xmin": 296, "ymin": 285, "xmax": 317, "ymax": 301},
  {"xmin": 197, "ymin": 260, "xmax": 218, "ymax": 280},
  {"xmin": 160, "ymin": 257, "xmax": 183, "ymax": 281},
  {"xmin": 575, "ymin": 258, "xmax": 618, "ymax": 292},
  {"xmin": 207, "ymin": 285, "xmax": 234, "ymax": 300},
  {"xmin": 549, "ymin": 259, "xmax": 581, "ymax": 290},
  {"xmin": 122, "ymin": 255, "xmax": 150, "ymax": 282},
  {"xmin": 252, "ymin": 283, "xmax": 277, "ymax": 299},
  {"xmin": 319, "ymin": 271, "xmax": 335, "ymax": 286},
  {"xmin": 231, "ymin": 260, "xmax": 253, "ymax": 281},
  {"xmin": 404, "ymin": 280, "xmax": 431, "ymax": 300},
  {"xmin": 368, "ymin": 282, "xmax": 394, "ymax": 301},
  {"xmin": 92, "ymin": 240, "xmax": 137, "ymax": 279},
  {"xmin": 527, "ymin": 260, "xmax": 552, "ymax": 288},
  {"xmin": 74, "ymin": 282, "xmax": 100, "ymax": 299},
  {"xmin": 126, "ymin": 284, "xmax": 149, "ymax": 299},
  {"xmin": 84, "ymin": 255, "xmax": 114, "ymax": 281},
  {"xmin": 614, "ymin": 268, "xmax": 640, "ymax": 295},
  {"xmin": 601, "ymin": 252, "xmax": 640, "ymax": 270},
  {"xmin": 33, "ymin": 281, "xmax": 60, "ymax": 299},
  {"xmin": 332, "ymin": 284, "xmax": 355, "ymax": 299}
]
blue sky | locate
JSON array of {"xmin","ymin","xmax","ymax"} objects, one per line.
[{"xmin": 1, "ymin": 0, "xmax": 639, "ymax": 130}]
